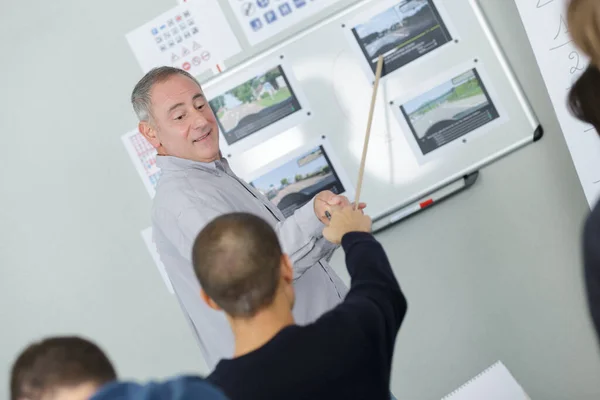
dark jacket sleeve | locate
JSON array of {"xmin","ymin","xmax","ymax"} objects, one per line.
[
  {"xmin": 338, "ymin": 232, "xmax": 408, "ymax": 357},
  {"xmin": 584, "ymin": 202, "xmax": 600, "ymax": 345}
]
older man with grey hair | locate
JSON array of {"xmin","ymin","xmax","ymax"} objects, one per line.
[{"xmin": 131, "ymin": 67, "xmax": 365, "ymax": 370}]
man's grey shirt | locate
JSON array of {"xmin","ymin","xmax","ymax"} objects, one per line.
[{"xmin": 151, "ymin": 156, "xmax": 349, "ymax": 370}]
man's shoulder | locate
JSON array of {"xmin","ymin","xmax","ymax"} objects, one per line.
[{"xmin": 152, "ymin": 171, "xmax": 225, "ymax": 217}]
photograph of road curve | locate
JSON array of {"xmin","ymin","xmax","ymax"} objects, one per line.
[
  {"xmin": 400, "ymin": 68, "xmax": 500, "ymax": 155},
  {"xmin": 351, "ymin": 0, "xmax": 452, "ymax": 76},
  {"xmin": 249, "ymin": 146, "xmax": 346, "ymax": 218}
]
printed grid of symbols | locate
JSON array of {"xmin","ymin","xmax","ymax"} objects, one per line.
[
  {"xmin": 150, "ymin": 9, "xmax": 212, "ymax": 72},
  {"xmin": 241, "ymin": 0, "xmax": 315, "ymax": 32},
  {"xmin": 129, "ymin": 133, "xmax": 161, "ymax": 188}
]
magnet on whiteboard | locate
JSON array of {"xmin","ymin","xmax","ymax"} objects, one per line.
[{"xmin": 212, "ymin": 61, "xmax": 225, "ymax": 74}]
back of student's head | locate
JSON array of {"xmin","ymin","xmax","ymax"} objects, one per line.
[
  {"xmin": 10, "ymin": 336, "xmax": 117, "ymax": 400},
  {"xmin": 568, "ymin": 0, "xmax": 600, "ymax": 66},
  {"xmin": 568, "ymin": 65, "xmax": 600, "ymax": 131},
  {"xmin": 192, "ymin": 212, "xmax": 284, "ymax": 318}
]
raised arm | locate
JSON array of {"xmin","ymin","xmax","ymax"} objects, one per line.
[
  {"xmin": 273, "ymin": 191, "xmax": 366, "ymax": 279},
  {"xmin": 321, "ymin": 208, "xmax": 407, "ymax": 356},
  {"xmin": 339, "ymin": 232, "xmax": 406, "ymax": 353}
]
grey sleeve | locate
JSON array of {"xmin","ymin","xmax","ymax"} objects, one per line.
[
  {"xmin": 165, "ymin": 198, "xmax": 336, "ymax": 279},
  {"xmin": 275, "ymin": 197, "xmax": 338, "ymax": 279}
]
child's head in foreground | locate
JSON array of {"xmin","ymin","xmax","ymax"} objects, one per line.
[{"xmin": 10, "ymin": 336, "xmax": 117, "ymax": 400}]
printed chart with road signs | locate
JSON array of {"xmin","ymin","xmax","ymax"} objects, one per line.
[
  {"xmin": 121, "ymin": 129, "xmax": 160, "ymax": 198},
  {"xmin": 228, "ymin": 0, "xmax": 343, "ymax": 46},
  {"xmin": 515, "ymin": 0, "xmax": 600, "ymax": 206},
  {"xmin": 127, "ymin": 0, "xmax": 241, "ymax": 76}
]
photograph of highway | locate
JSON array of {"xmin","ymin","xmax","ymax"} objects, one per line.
[
  {"xmin": 351, "ymin": 0, "xmax": 452, "ymax": 76},
  {"xmin": 250, "ymin": 146, "xmax": 345, "ymax": 218},
  {"xmin": 209, "ymin": 65, "xmax": 301, "ymax": 145},
  {"xmin": 400, "ymin": 68, "xmax": 500, "ymax": 155}
]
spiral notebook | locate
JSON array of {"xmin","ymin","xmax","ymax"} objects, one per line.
[{"xmin": 441, "ymin": 361, "xmax": 531, "ymax": 400}]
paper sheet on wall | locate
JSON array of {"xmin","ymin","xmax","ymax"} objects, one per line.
[
  {"xmin": 141, "ymin": 227, "xmax": 174, "ymax": 294},
  {"xmin": 441, "ymin": 361, "xmax": 530, "ymax": 400},
  {"xmin": 121, "ymin": 129, "xmax": 160, "ymax": 198},
  {"xmin": 227, "ymin": 0, "xmax": 343, "ymax": 46},
  {"xmin": 126, "ymin": 0, "xmax": 241, "ymax": 76},
  {"xmin": 514, "ymin": 0, "xmax": 600, "ymax": 207}
]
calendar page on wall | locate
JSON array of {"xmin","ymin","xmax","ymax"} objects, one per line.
[{"xmin": 515, "ymin": 0, "xmax": 600, "ymax": 207}]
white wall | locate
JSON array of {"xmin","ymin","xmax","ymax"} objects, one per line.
[{"xmin": 1, "ymin": 0, "xmax": 600, "ymax": 399}]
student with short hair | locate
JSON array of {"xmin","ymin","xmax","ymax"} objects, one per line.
[
  {"xmin": 10, "ymin": 336, "xmax": 117, "ymax": 400},
  {"xmin": 193, "ymin": 208, "xmax": 407, "ymax": 400},
  {"xmin": 11, "ymin": 336, "xmax": 229, "ymax": 400}
]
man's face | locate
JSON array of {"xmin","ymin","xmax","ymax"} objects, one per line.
[{"xmin": 141, "ymin": 74, "xmax": 220, "ymax": 163}]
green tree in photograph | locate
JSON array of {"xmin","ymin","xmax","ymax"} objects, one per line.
[
  {"xmin": 211, "ymin": 95, "xmax": 225, "ymax": 110},
  {"xmin": 295, "ymin": 174, "xmax": 303, "ymax": 182},
  {"xmin": 281, "ymin": 178, "xmax": 289, "ymax": 186},
  {"xmin": 231, "ymin": 82, "xmax": 255, "ymax": 103},
  {"xmin": 264, "ymin": 68, "xmax": 281, "ymax": 90},
  {"xmin": 251, "ymin": 76, "xmax": 261, "ymax": 90},
  {"xmin": 447, "ymin": 77, "xmax": 483, "ymax": 102}
]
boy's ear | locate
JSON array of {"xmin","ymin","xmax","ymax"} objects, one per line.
[{"xmin": 200, "ymin": 289, "xmax": 222, "ymax": 311}]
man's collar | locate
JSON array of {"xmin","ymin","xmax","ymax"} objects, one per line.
[{"xmin": 155, "ymin": 155, "xmax": 230, "ymax": 176}]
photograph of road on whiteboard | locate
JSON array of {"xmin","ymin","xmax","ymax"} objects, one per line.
[
  {"xmin": 249, "ymin": 146, "xmax": 345, "ymax": 218},
  {"xmin": 351, "ymin": 0, "xmax": 452, "ymax": 77},
  {"xmin": 209, "ymin": 65, "xmax": 302, "ymax": 146},
  {"xmin": 399, "ymin": 68, "xmax": 500, "ymax": 155}
]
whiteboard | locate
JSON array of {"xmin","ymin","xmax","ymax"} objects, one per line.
[
  {"xmin": 197, "ymin": 0, "xmax": 541, "ymax": 224},
  {"xmin": 514, "ymin": 0, "xmax": 600, "ymax": 207}
]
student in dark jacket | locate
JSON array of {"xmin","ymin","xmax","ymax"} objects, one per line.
[
  {"xmin": 191, "ymin": 208, "xmax": 407, "ymax": 400},
  {"xmin": 568, "ymin": 64, "xmax": 600, "ymax": 345}
]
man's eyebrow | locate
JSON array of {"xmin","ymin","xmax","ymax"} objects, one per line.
[
  {"xmin": 167, "ymin": 102, "xmax": 185, "ymax": 113},
  {"xmin": 167, "ymin": 93, "xmax": 205, "ymax": 113}
]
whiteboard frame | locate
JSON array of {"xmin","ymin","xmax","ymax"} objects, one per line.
[
  {"xmin": 341, "ymin": 0, "xmax": 461, "ymax": 82},
  {"xmin": 152, "ymin": 0, "xmax": 542, "ymax": 227},
  {"xmin": 365, "ymin": 0, "xmax": 542, "ymax": 222},
  {"xmin": 240, "ymin": 135, "xmax": 356, "ymax": 205},
  {"xmin": 202, "ymin": 54, "xmax": 312, "ymax": 156},
  {"xmin": 390, "ymin": 59, "xmax": 510, "ymax": 165}
]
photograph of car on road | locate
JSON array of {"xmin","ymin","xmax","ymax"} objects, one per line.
[
  {"xmin": 249, "ymin": 145, "xmax": 346, "ymax": 218},
  {"xmin": 351, "ymin": 0, "xmax": 452, "ymax": 77},
  {"xmin": 399, "ymin": 68, "xmax": 500, "ymax": 155},
  {"xmin": 209, "ymin": 65, "xmax": 302, "ymax": 146}
]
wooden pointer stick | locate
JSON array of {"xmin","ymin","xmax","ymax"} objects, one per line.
[{"xmin": 353, "ymin": 55, "xmax": 384, "ymax": 210}]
